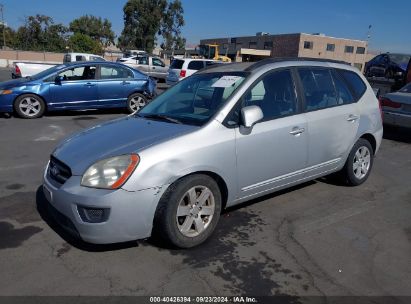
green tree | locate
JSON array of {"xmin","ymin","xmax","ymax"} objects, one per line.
[
  {"xmin": 13, "ymin": 15, "xmax": 68, "ymax": 52},
  {"xmin": 118, "ymin": 0, "xmax": 185, "ymax": 53},
  {"xmin": 0, "ymin": 25, "xmax": 17, "ymax": 49},
  {"xmin": 68, "ymin": 32, "xmax": 103, "ymax": 54},
  {"xmin": 159, "ymin": 0, "xmax": 185, "ymax": 51},
  {"xmin": 69, "ymin": 15, "xmax": 115, "ymax": 48}
]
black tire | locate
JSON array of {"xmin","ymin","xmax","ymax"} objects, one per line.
[
  {"xmin": 126, "ymin": 93, "xmax": 147, "ymax": 113},
  {"xmin": 341, "ymin": 138, "xmax": 374, "ymax": 186},
  {"xmin": 153, "ymin": 174, "xmax": 222, "ymax": 248},
  {"xmin": 14, "ymin": 94, "xmax": 45, "ymax": 119}
]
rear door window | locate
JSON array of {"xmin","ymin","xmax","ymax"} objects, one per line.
[
  {"xmin": 187, "ymin": 61, "xmax": 205, "ymax": 71},
  {"xmin": 298, "ymin": 68, "xmax": 338, "ymax": 111},
  {"xmin": 100, "ymin": 65, "xmax": 133, "ymax": 79}
]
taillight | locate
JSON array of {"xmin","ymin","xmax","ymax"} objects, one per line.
[
  {"xmin": 179, "ymin": 70, "xmax": 186, "ymax": 77},
  {"xmin": 379, "ymin": 97, "xmax": 401, "ymax": 109},
  {"xmin": 378, "ymin": 98, "xmax": 383, "ymax": 121},
  {"xmin": 15, "ymin": 64, "xmax": 21, "ymax": 76}
]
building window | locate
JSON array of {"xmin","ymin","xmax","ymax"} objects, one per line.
[
  {"xmin": 353, "ymin": 63, "xmax": 363, "ymax": 71},
  {"xmin": 304, "ymin": 41, "xmax": 313, "ymax": 49},
  {"xmin": 264, "ymin": 41, "xmax": 273, "ymax": 49},
  {"xmin": 345, "ymin": 46, "xmax": 354, "ymax": 53},
  {"xmin": 236, "ymin": 42, "xmax": 243, "ymax": 49},
  {"xmin": 223, "ymin": 43, "xmax": 228, "ymax": 49},
  {"xmin": 356, "ymin": 47, "xmax": 365, "ymax": 54},
  {"xmin": 249, "ymin": 42, "xmax": 257, "ymax": 49},
  {"xmin": 326, "ymin": 44, "xmax": 335, "ymax": 52}
]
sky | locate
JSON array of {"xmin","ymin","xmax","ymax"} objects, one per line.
[{"xmin": 2, "ymin": 0, "xmax": 411, "ymax": 53}]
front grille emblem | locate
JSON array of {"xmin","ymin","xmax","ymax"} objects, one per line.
[{"xmin": 51, "ymin": 165, "xmax": 59, "ymax": 177}]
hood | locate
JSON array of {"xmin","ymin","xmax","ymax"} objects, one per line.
[
  {"xmin": 52, "ymin": 116, "xmax": 198, "ymax": 175},
  {"xmin": 0, "ymin": 78, "xmax": 35, "ymax": 89}
]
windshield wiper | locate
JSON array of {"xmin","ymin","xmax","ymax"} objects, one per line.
[{"xmin": 139, "ymin": 114, "xmax": 183, "ymax": 124}]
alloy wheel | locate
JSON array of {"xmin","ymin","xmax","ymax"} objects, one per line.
[
  {"xmin": 353, "ymin": 146, "xmax": 371, "ymax": 180},
  {"xmin": 176, "ymin": 186, "xmax": 215, "ymax": 238}
]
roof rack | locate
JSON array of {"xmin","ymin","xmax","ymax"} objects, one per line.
[{"xmin": 245, "ymin": 57, "xmax": 350, "ymax": 71}]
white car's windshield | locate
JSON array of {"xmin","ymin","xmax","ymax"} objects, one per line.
[{"xmin": 138, "ymin": 72, "xmax": 248, "ymax": 126}]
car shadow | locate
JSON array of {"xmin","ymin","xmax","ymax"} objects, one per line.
[
  {"xmin": 44, "ymin": 108, "xmax": 128, "ymax": 118},
  {"xmin": 35, "ymin": 186, "xmax": 139, "ymax": 252},
  {"xmin": 383, "ymin": 125, "xmax": 411, "ymax": 143}
]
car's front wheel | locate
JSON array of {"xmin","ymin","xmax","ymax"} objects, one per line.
[
  {"xmin": 342, "ymin": 138, "xmax": 374, "ymax": 186},
  {"xmin": 127, "ymin": 93, "xmax": 148, "ymax": 113},
  {"xmin": 153, "ymin": 174, "xmax": 222, "ymax": 248},
  {"xmin": 14, "ymin": 94, "xmax": 45, "ymax": 119}
]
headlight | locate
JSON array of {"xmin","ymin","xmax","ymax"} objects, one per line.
[
  {"xmin": 81, "ymin": 154, "xmax": 140, "ymax": 189},
  {"xmin": 0, "ymin": 90, "xmax": 13, "ymax": 95}
]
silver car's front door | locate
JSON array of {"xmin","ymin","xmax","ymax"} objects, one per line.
[{"xmin": 235, "ymin": 69, "xmax": 308, "ymax": 199}]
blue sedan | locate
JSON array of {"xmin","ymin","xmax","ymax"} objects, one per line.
[{"xmin": 0, "ymin": 61, "xmax": 156, "ymax": 118}]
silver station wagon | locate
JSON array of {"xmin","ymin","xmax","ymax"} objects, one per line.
[{"xmin": 43, "ymin": 58, "xmax": 383, "ymax": 248}]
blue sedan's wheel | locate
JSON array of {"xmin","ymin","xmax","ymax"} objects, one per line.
[
  {"xmin": 127, "ymin": 93, "xmax": 147, "ymax": 113},
  {"xmin": 14, "ymin": 94, "xmax": 45, "ymax": 119}
]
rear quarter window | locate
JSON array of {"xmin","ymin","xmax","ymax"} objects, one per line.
[
  {"xmin": 187, "ymin": 61, "xmax": 205, "ymax": 71},
  {"xmin": 170, "ymin": 59, "xmax": 184, "ymax": 69},
  {"xmin": 338, "ymin": 70, "xmax": 367, "ymax": 99}
]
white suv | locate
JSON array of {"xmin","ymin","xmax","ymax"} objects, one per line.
[{"xmin": 166, "ymin": 58, "xmax": 221, "ymax": 85}]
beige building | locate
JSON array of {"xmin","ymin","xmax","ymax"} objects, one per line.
[{"xmin": 200, "ymin": 32, "xmax": 369, "ymax": 72}]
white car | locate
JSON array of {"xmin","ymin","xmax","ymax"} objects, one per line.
[
  {"xmin": 63, "ymin": 53, "xmax": 106, "ymax": 63},
  {"xmin": 166, "ymin": 58, "xmax": 222, "ymax": 86}
]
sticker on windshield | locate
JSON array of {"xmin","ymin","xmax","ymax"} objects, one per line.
[{"xmin": 212, "ymin": 76, "xmax": 242, "ymax": 88}]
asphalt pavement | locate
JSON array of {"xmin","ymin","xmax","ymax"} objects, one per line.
[{"xmin": 0, "ymin": 68, "xmax": 410, "ymax": 301}]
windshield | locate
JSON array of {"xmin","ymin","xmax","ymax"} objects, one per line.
[
  {"xmin": 399, "ymin": 83, "xmax": 411, "ymax": 93},
  {"xmin": 30, "ymin": 64, "xmax": 68, "ymax": 80},
  {"xmin": 138, "ymin": 72, "xmax": 248, "ymax": 126},
  {"xmin": 389, "ymin": 54, "xmax": 411, "ymax": 65}
]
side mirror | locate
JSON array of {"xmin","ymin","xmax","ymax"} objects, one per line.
[
  {"xmin": 54, "ymin": 76, "xmax": 63, "ymax": 84},
  {"xmin": 241, "ymin": 105, "xmax": 264, "ymax": 129}
]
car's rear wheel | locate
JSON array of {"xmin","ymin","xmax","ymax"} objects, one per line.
[
  {"xmin": 127, "ymin": 93, "xmax": 147, "ymax": 113},
  {"xmin": 14, "ymin": 94, "xmax": 45, "ymax": 119},
  {"xmin": 342, "ymin": 138, "xmax": 374, "ymax": 186},
  {"xmin": 153, "ymin": 174, "xmax": 222, "ymax": 248}
]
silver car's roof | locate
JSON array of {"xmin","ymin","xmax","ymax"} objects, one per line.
[{"xmin": 198, "ymin": 57, "xmax": 352, "ymax": 75}]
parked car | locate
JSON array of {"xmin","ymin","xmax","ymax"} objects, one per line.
[
  {"xmin": 11, "ymin": 53, "xmax": 106, "ymax": 79},
  {"xmin": 166, "ymin": 58, "xmax": 222, "ymax": 86},
  {"xmin": 63, "ymin": 53, "xmax": 106, "ymax": 63},
  {"xmin": 379, "ymin": 83, "xmax": 411, "ymax": 128},
  {"xmin": 11, "ymin": 62, "xmax": 56, "ymax": 78},
  {"xmin": 0, "ymin": 61, "xmax": 156, "ymax": 118},
  {"xmin": 119, "ymin": 55, "xmax": 168, "ymax": 81},
  {"xmin": 43, "ymin": 59, "xmax": 383, "ymax": 248},
  {"xmin": 365, "ymin": 53, "xmax": 411, "ymax": 80}
]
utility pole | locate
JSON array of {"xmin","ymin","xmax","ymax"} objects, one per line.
[{"xmin": 0, "ymin": 4, "xmax": 5, "ymax": 49}]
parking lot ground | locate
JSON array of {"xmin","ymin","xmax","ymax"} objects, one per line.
[{"xmin": 0, "ymin": 69, "xmax": 411, "ymax": 301}]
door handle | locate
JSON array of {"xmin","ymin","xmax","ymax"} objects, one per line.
[
  {"xmin": 122, "ymin": 81, "xmax": 130, "ymax": 85},
  {"xmin": 84, "ymin": 82, "xmax": 96, "ymax": 87},
  {"xmin": 347, "ymin": 114, "xmax": 359, "ymax": 122},
  {"xmin": 289, "ymin": 127, "xmax": 305, "ymax": 136},
  {"xmin": 152, "ymin": 67, "xmax": 156, "ymax": 70}
]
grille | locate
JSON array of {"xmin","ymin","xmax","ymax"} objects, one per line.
[
  {"xmin": 48, "ymin": 156, "xmax": 72, "ymax": 185},
  {"xmin": 77, "ymin": 206, "xmax": 110, "ymax": 223}
]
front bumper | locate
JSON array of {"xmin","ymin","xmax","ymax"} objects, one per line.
[
  {"xmin": 42, "ymin": 165, "xmax": 168, "ymax": 244},
  {"xmin": 0, "ymin": 94, "xmax": 17, "ymax": 113},
  {"xmin": 383, "ymin": 111, "xmax": 411, "ymax": 128}
]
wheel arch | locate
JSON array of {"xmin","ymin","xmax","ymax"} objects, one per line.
[
  {"xmin": 169, "ymin": 171, "xmax": 229, "ymax": 211},
  {"xmin": 13, "ymin": 93, "xmax": 48, "ymax": 113},
  {"xmin": 359, "ymin": 133, "xmax": 377, "ymax": 154}
]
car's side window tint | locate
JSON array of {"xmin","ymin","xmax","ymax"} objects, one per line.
[
  {"xmin": 332, "ymin": 72, "xmax": 354, "ymax": 104},
  {"xmin": 298, "ymin": 68, "xmax": 338, "ymax": 111},
  {"xmin": 58, "ymin": 66, "xmax": 96, "ymax": 81},
  {"xmin": 244, "ymin": 69, "xmax": 297, "ymax": 121},
  {"xmin": 100, "ymin": 66, "xmax": 132, "ymax": 79},
  {"xmin": 188, "ymin": 61, "xmax": 205, "ymax": 71},
  {"xmin": 338, "ymin": 70, "xmax": 367, "ymax": 99}
]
